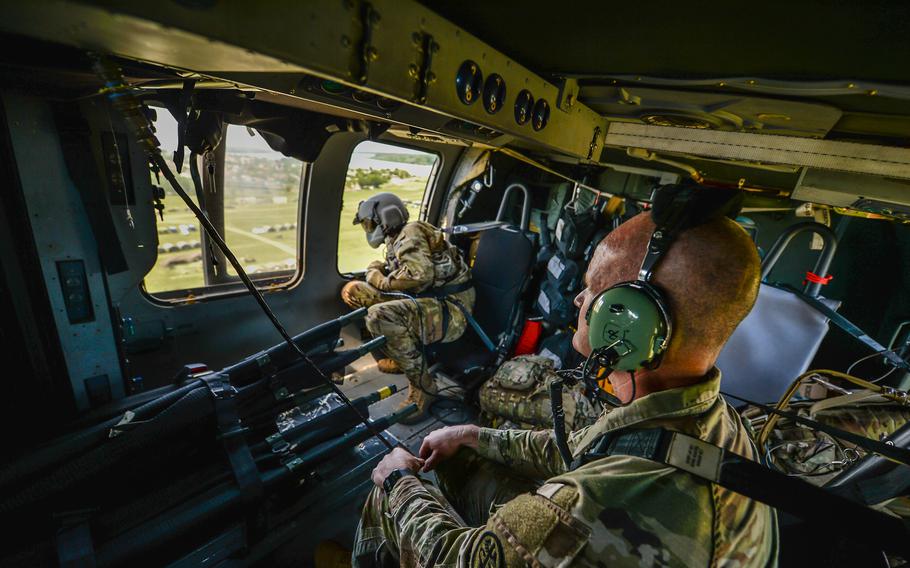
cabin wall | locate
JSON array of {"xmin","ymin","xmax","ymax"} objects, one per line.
[
  {"xmin": 3, "ymin": 91, "xmax": 125, "ymax": 411},
  {"xmin": 0, "ymin": 90, "xmax": 464, "ymax": 407}
]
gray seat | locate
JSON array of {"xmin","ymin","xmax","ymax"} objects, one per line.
[
  {"xmin": 718, "ymin": 221, "xmax": 841, "ymax": 405},
  {"xmin": 717, "ymin": 283, "xmax": 840, "ymax": 404}
]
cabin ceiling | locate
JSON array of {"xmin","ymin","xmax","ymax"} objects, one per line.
[
  {"xmin": 0, "ymin": 0, "xmax": 908, "ymax": 214},
  {"xmin": 424, "ymin": 1, "xmax": 910, "ymax": 83}
]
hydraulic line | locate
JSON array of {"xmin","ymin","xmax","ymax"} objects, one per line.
[{"xmin": 91, "ymin": 54, "xmax": 395, "ymax": 451}]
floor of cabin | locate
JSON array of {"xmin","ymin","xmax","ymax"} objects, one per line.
[
  {"xmin": 338, "ymin": 328, "xmax": 479, "ymax": 454},
  {"xmin": 270, "ymin": 331, "xmax": 479, "ymax": 565}
]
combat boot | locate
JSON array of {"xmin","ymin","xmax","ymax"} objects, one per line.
[
  {"xmin": 376, "ymin": 358, "xmax": 402, "ymax": 374},
  {"xmin": 398, "ymin": 375, "xmax": 437, "ymax": 425}
]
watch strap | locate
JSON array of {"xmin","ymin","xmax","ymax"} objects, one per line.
[{"xmin": 383, "ymin": 468, "xmax": 414, "ymax": 494}]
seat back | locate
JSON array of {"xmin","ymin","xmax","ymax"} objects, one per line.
[
  {"xmin": 470, "ymin": 226, "xmax": 534, "ymax": 339},
  {"xmin": 431, "ymin": 226, "xmax": 534, "ymax": 374},
  {"xmin": 717, "ymin": 283, "xmax": 840, "ymax": 404}
]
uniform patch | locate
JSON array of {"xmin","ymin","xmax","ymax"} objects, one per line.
[{"xmin": 471, "ymin": 531, "xmax": 505, "ymax": 568}]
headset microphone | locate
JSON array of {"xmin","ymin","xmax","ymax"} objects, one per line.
[{"xmin": 551, "ymin": 181, "xmax": 744, "ymax": 469}]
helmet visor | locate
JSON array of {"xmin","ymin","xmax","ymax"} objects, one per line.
[{"xmin": 360, "ymin": 218, "xmax": 377, "ymax": 233}]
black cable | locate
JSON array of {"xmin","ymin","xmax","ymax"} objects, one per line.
[
  {"xmin": 92, "ymin": 54, "xmax": 394, "ymax": 452},
  {"xmin": 150, "ymin": 155, "xmax": 393, "ymax": 450}
]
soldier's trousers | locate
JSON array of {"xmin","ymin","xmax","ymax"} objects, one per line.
[
  {"xmin": 353, "ymin": 449, "xmax": 539, "ymax": 567},
  {"xmin": 340, "ymin": 281, "xmax": 475, "ymax": 382}
]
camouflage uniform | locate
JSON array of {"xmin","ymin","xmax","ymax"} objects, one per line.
[
  {"xmin": 754, "ymin": 396, "xmax": 910, "ymax": 487},
  {"xmin": 354, "ymin": 368, "xmax": 779, "ymax": 567},
  {"xmin": 341, "ymin": 221, "xmax": 475, "ymax": 383},
  {"xmin": 479, "ymin": 355, "xmax": 601, "ymax": 430}
]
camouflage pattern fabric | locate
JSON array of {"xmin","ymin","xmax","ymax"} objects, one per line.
[
  {"xmin": 758, "ymin": 397, "xmax": 910, "ymax": 488},
  {"xmin": 341, "ymin": 221, "xmax": 474, "ymax": 381},
  {"xmin": 479, "ymin": 355, "xmax": 601, "ymax": 430},
  {"xmin": 353, "ymin": 368, "xmax": 779, "ymax": 567}
]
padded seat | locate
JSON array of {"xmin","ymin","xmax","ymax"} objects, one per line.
[
  {"xmin": 430, "ymin": 225, "xmax": 534, "ymax": 377},
  {"xmin": 717, "ymin": 283, "xmax": 840, "ymax": 405}
]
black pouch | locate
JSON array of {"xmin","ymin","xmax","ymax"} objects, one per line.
[
  {"xmin": 546, "ymin": 252, "xmax": 580, "ymax": 291},
  {"xmin": 555, "ymin": 207, "xmax": 601, "ymax": 260},
  {"xmin": 536, "ymin": 280, "xmax": 576, "ymax": 327},
  {"xmin": 537, "ymin": 331, "xmax": 582, "ymax": 370}
]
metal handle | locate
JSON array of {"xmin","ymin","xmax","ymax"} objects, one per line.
[
  {"xmin": 495, "ymin": 183, "xmax": 531, "ymax": 231},
  {"xmin": 761, "ymin": 221, "xmax": 838, "ymax": 297}
]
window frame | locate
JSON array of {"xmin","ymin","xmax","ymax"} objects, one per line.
[
  {"xmin": 335, "ymin": 139, "xmax": 442, "ymax": 277},
  {"xmin": 141, "ymin": 122, "xmax": 309, "ymax": 304}
]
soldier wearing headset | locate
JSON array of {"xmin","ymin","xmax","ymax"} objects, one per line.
[
  {"xmin": 353, "ymin": 183, "xmax": 779, "ymax": 567},
  {"xmin": 341, "ymin": 192, "xmax": 475, "ymax": 424}
]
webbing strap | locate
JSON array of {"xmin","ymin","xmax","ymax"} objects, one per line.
[
  {"xmin": 202, "ymin": 375, "xmax": 263, "ymax": 508},
  {"xmin": 55, "ymin": 510, "xmax": 96, "ymax": 568},
  {"xmin": 574, "ymin": 428, "xmax": 910, "ymax": 557},
  {"xmin": 415, "ymin": 279, "xmax": 474, "ymax": 298},
  {"xmin": 778, "ymin": 283, "xmax": 910, "ymax": 371},
  {"xmin": 722, "ymin": 390, "xmax": 910, "ymax": 467},
  {"xmin": 448, "ymin": 297, "xmax": 496, "ymax": 352}
]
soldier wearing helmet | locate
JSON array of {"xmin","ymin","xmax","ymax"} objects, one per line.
[{"xmin": 341, "ymin": 192, "xmax": 475, "ymax": 423}]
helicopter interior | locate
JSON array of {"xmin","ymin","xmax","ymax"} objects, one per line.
[{"xmin": 0, "ymin": 1, "xmax": 909, "ymax": 566}]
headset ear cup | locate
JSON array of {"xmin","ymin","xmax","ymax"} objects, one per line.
[
  {"xmin": 378, "ymin": 204, "xmax": 406, "ymax": 231},
  {"xmin": 586, "ymin": 282, "xmax": 671, "ymax": 372}
]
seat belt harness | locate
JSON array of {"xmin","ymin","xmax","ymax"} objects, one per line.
[
  {"xmin": 574, "ymin": 427, "xmax": 910, "ymax": 557},
  {"xmin": 416, "ymin": 280, "xmax": 497, "ymax": 352},
  {"xmin": 778, "ymin": 283, "xmax": 910, "ymax": 372}
]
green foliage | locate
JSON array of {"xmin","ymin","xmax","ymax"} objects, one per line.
[
  {"xmin": 371, "ymin": 152, "xmax": 436, "ymax": 166},
  {"xmin": 349, "ymin": 168, "xmax": 392, "ymax": 189}
]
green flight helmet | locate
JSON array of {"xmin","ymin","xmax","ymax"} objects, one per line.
[{"xmin": 585, "ymin": 281, "xmax": 672, "ymax": 371}]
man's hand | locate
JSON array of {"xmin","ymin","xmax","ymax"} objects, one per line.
[
  {"xmin": 367, "ymin": 260, "xmax": 386, "ymax": 273},
  {"xmin": 372, "ymin": 447, "xmax": 424, "ymax": 489},
  {"xmin": 366, "ymin": 268, "xmax": 384, "ymax": 289},
  {"xmin": 418, "ymin": 425, "xmax": 480, "ymax": 472}
]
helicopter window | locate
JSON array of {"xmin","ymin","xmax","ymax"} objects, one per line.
[
  {"xmin": 144, "ymin": 112, "xmax": 304, "ymax": 297},
  {"xmin": 337, "ymin": 140, "xmax": 438, "ymax": 273}
]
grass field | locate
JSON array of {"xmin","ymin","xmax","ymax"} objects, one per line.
[
  {"xmin": 337, "ymin": 180, "xmax": 426, "ymax": 273},
  {"xmin": 145, "ymin": 179, "xmax": 427, "ymax": 294}
]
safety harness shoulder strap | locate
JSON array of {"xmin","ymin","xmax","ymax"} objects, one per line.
[
  {"xmin": 777, "ymin": 283, "xmax": 910, "ymax": 371},
  {"xmin": 572, "ymin": 427, "xmax": 910, "ymax": 558}
]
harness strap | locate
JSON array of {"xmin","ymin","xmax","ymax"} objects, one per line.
[
  {"xmin": 415, "ymin": 279, "xmax": 474, "ymax": 298},
  {"xmin": 723, "ymin": 390, "xmax": 910, "ymax": 467},
  {"xmin": 778, "ymin": 283, "xmax": 910, "ymax": 372},
  {"xmin": 202, "ymin": 374, "xmax": 263, "ymax": 515},
  {"xmin": 449, "ymin": 297, "xmax": 496, "ymax": 352},
  {"xmin": 573, "ymin": 427, "xmax": 910, "ymax": 557},
  {"xmin": 415, "ymin": 280, "xmax": 497, "ymax": 351}
]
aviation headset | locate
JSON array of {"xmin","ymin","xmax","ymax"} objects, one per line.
[{"xmin": 581, "ymin": 181, "xmax": 744, "ymax": 379}]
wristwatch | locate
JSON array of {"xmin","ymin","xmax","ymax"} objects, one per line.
[{"xmin": 383, "ymin": 468, "xmax": 414, "ymax": 494}]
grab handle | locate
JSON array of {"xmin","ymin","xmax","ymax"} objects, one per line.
[
  {"xmin": 761, "ymin": 221, "xmax": 838, "ymax": 297},
  {"xmin": 495, "ymin": 183, "xmax": 531, "ymax": 231}
]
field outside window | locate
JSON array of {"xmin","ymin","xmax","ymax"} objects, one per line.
[
  {"xmin": 338, "ymin": 141, "xmax": 438, "ymax": 273},
  {"xmin": 144, "ymin": 111, "xmax": 303, "ymax": 297}
]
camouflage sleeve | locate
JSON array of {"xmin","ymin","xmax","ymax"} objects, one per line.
[
  {"xmin": 371, "ymin": 230, "xmax": 434, "ymax": 292},
  {"xmin": 475, "ymin": 428, "xmax": 573, "ymax": 479},
  {"xmin": 389, "ymin": 475, "xmax": 590, "ymax": 568}
]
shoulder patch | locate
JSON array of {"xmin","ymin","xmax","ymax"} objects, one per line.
[{"xmin": 471, "ymin": 531, "xmax": 505, "ymax": 568}]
